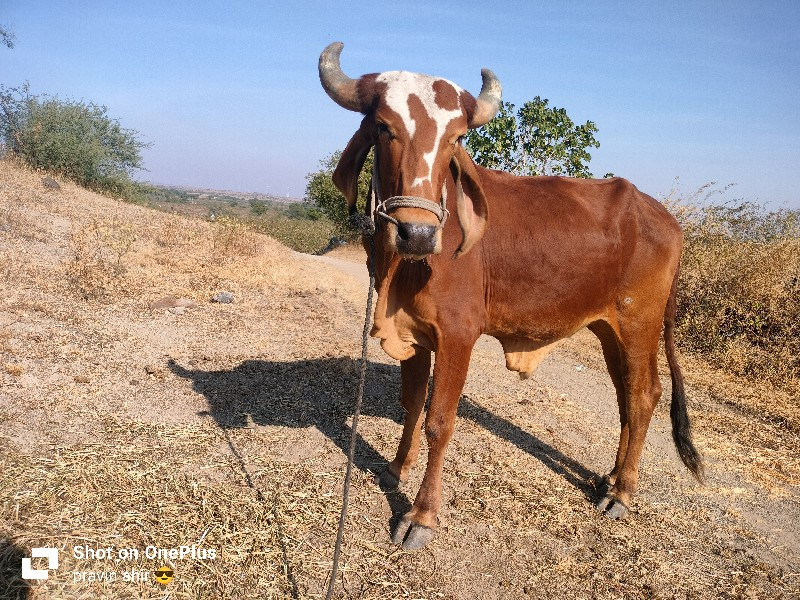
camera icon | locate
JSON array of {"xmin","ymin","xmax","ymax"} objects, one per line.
[{"xmin": 21, "ymin": 548, "xmax": 59, "ymax": 580}]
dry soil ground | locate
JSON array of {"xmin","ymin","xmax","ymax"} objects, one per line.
[{"xmin": 1, "ymin": 161, "xmax": 798, "ymax": 599}]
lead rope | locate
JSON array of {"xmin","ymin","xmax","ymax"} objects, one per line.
[
  {"xmin": 324, "ymin": 187, "xmax": 377, "ymax": 600},
  {"xmin": 324, "ymin": 155, "xmax": 448, "ymax": 597}
]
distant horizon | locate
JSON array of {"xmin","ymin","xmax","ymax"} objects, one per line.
[
  {"xmin": 4, "ymin": 1, "xmax": 799, "ymax": 209},
  {"xmin": 140, "ymin": 178, "xmax": 304, "ymax": 201}
]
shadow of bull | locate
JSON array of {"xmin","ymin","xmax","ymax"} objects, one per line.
[{"xmin": 168, "ymin": 356, "xmax": 598, "ymax": 518}]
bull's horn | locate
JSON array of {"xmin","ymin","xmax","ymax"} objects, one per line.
[
  {"xmin": 469, "ymin": 68, "xmax": 502, "ymax": 128},
  {"xmin": 319, "ymin": 42, "xmax": 362, "ymax": 112}
]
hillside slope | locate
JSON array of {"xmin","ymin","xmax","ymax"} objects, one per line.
[{"xmin": 1, "ymin": 160, "xmax": 798, "ymax": 599}]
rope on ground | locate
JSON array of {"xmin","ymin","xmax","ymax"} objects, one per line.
[{"xmin": 325, "ymin": 227, "xmax": 376, "ymax": 600}]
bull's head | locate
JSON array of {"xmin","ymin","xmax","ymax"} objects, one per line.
[{"xmin": 319, "ymin": 42, "xmax": 501, "ymax": 259}]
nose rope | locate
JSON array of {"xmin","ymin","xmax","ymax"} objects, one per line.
[
  {"xmin": 376, "ymin": 196, "xmax": 449, "ymax": 226},
  {"xmin": 370, "ymin": 154, "xmax": 450, "ymax": 229}
]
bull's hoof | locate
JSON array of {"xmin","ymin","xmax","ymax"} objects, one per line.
[
  {"xmin": 595, "ymin": 494, "xmax": 629, "ymax": 520},
  {"xmin": 391, "ymin": 516, "xmax": 435, "ymax": 551},
  {"xmin": 606, "ymin": 500, "xmax": 629, "ymax": 520},
  {"xmin": 376, "ymin": 469, "xmax": 401, "ymax": 491}
]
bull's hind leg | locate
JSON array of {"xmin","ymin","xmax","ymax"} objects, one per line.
[
  {"xmin": 594, "ymin": 317, "xmax": 663, "ymax": 519},
  {"xmin": 588, "ymin": 321, "xmax": 628, "ymax": 495},
  {"xmin": 381, "ymin": 349, "xmax": 431, "ymax": 489}
]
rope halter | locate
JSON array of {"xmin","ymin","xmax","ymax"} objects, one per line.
[{"xmin": 369, "ymin": 155, "xmax": 450, "ymax": 230}]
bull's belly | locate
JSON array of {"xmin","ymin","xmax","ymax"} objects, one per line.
[{"xmin": 484, "ymin": 312, "xmax": 605, "ymax": 379}]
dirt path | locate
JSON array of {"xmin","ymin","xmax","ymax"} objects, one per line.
[
  {"xmin": 297, "ymin": 251, "xmax": 371, "ymax": 287},
  {"xmin": 1, "ymin": 162, "xmax": 799, "ymax": 599}
]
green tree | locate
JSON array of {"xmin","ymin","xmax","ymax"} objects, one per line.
[
  {"xmin": 304, "ymin": 149, "xmax": 373, "ymax": 234},
  {"xmin": 0, "ymin": 83, "xmax": 150, "ymax": 199},
  {"xmin": 466, "ymin": 98, "xmax": 600, "ymax": 178},
  {"xmin": 1, "ymin": 25, "xmax": 15, "ymax": 49},
  {"xmin": 250, "ymin": 198, "xmax": 268, "ymax": 215},
  {"xmin": 285, "ymin": 202, "xmax": 322, "ymax": 221}
]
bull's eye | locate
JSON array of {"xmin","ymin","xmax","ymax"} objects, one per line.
[{"xmin": 377, "ymin": 122, "xmax": 394, "ymax": 139}]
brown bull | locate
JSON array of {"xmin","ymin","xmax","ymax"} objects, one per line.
[{"xmin": 319, "ymin": 42, "xmax": 703, "ymax": 551}]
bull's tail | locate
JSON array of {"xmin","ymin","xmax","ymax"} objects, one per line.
[{"xmin": 664, "ymin": 265, "xmax": 705, "ymax": 482}]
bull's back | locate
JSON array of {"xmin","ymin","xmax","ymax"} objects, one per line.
[{"xmin": 476, "ymin": 171, "xmax": 681, "ymax": 340}]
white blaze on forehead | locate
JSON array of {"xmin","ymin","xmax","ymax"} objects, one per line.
[{"xmin": 377, "ymin": 71, "xmax": 464, "ymax": 189}]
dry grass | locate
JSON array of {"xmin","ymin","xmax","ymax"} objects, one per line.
[
  {"xmin": 665, "ymin": 193, "xmax": 800, "ymax": 408},
  {"xmin": 0, "ymin": 174, "xmax": 50, "ymax": 243},
  {"xmin": 0, "ymin": 420, "xmax": 306, "ymax": 599}
]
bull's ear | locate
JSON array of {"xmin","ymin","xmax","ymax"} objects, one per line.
[
  {"xmin": 332, "ymin": 117, "xmax": 375, "ymax": 214},
  {"xmin": 450, "ymin": 144, "xmax": 489, "ymax": 258}
]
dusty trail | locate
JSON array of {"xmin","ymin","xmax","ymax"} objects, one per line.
[{"xmin": 1, "ymin": 162, "xmax": 798, "ymax": 599}]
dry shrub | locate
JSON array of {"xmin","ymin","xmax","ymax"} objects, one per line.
[
  {"xmin": 211, "ymin": 216, "xmax": 261, "ymax": 257},
  {"xmin": 65, "ymin": 219, "xmax": 137, "ymax": 301},
  {"xmin": 667, "ymin": 193, "xmax": 800, "ymax": 394},
  {"xmin": 154, "ymin": 216, "xmax": 204, "ymax": 250}
]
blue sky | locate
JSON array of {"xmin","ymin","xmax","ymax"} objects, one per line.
[{"xmin": 2, "ymin": 1, "xmax": 799, "ymax": 207}]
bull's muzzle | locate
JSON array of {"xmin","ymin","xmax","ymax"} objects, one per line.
[
  {"xmin": 376, "ymin": 197, "xmax": 447, "ymax": 259},
  {"xmin": 393, "ymin": 221, "xmax": 440, "ymax": 257}
]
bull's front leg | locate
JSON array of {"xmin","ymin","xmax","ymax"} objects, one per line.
[
  {"xmin": 391, "ymin": 339, "xmax": 474, "ymax": 551},
  {"xmin": 382, "ymin": 349, "xmax": 432, "ymax": 489}
]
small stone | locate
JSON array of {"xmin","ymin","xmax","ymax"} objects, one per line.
[
  {"xmin": 168, "ymin": 306, "xmax": 185, "ymax": 315},
  {"xmin": 74, "ymin": 375, "xmax": 90, "ymax": 384},
  {"xmin": 211, "ymin": 291, "xmax": 234, "ymax": 304},
  {"xmin": 42, "ymin": 176, "xmax": 61, "ymax": 190},
  {"xmin": 145, "ymin": 365, "xmax": 157, "ymax": 374}
]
